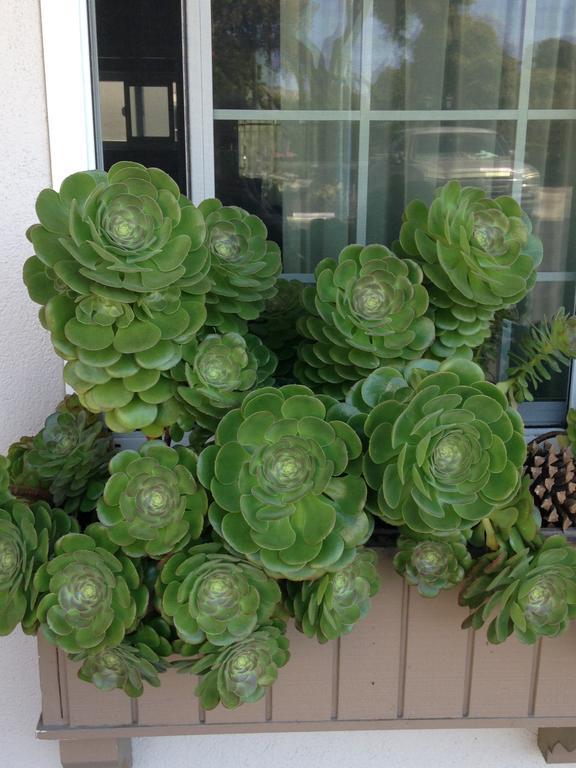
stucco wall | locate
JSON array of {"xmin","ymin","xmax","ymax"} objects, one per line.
[{"xmin": 0, "ymin": 2, "xmax": 574, "ymax": 767}]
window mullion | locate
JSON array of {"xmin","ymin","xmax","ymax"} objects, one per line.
[
  {"xmin": 355, "ymin": 0, "xmax": 374, "ymax": 244},
  {"xmin": 184, "ymin": 0, "xmax": 215, "ymax": 202}
]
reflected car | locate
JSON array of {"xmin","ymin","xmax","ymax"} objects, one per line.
[{"xmin": 387, "ymin": 126, "xmax": 540, "ymax": 210}]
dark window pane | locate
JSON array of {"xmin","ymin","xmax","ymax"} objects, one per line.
[{"xmin": 93, "ymin": 0, "xmax": 187, "ymax": 192}]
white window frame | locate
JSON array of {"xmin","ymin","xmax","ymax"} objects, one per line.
[{"xmin": 40, "ymin": 0, "xmax": 576, "ymax": 428}]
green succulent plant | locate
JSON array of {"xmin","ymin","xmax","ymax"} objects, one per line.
[
  {"xmin": 171, "ymin": 332, "xmax": 277, "ymax": 431},
  {"xmin": 363, "ymin": 358, "xmax": 526, "ymax": 535},
  {"xmin": 97, "ymin": 441, "xmax": 207, "ymax": 558},
  {"xmin": 394, "ymin": 530, "xmax": 471, "ymax": 598},
  {"xmin": 498, "ymin": 309, "xmax": 576, "ymax": 405},
  {"xmin": 35, "ymin": 530, "xmax": 148, "ymax": 654},
  {"xmin": 23, "ymin": 162, "xmax": 211, "ymax": 435},
  {"xmin": 249, "ymin": 278, "xmax": 305, "ymax": 379},
  {"xmin": 0, "ymin": 498, "xmax": 77, "ymax": 635},
  {"xmin": 397, "ymin": 181, "xmax": 543, "ymax": 359},
  {"xmin": 285, "ymin": 548, "xmax": 380, "ymax": 642},
  {"xmin": 197, "ymin": 384, "xmax": 371, "ymax": 580},
  {"xmin": 176, "ymin": 622, "xmax": 290, "ymax": 710},
  {"xmin": 73, "ymin": 639, "xmax": 167, "ymax": 698},
  {"xmin": 460, "ymin": 535, "xmax": 576, "ymax": 644},
  {"xmin": 470, "ymin": 477, "xmax": 541, "ymax": 553},
  {"xmin": 199, "ymin": 199, "xmax": 282, "ymax": 332},
  {"xmin": 9, "ymin": 406, "xmax": 113, "ymax": 513},
  {"xmin": 295, "ymin": 244, "xmax": 435, "ymax": 398},
  {"xmin": 129, "ymin": 615, "xmax": 176, "ymax": 659},
  {"xmin": 160, "ymin": 542, "xmax": 281, "ymax": 647}
]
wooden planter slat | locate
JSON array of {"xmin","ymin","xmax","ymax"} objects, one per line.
[
  {"xmin": 270, "ymin": 623, "xmax": 335, "ymax": 722},
  {"xmin": 534, "ymin": 622, "xmax": 576, "ymax": 717},
  {"xmin": 137, "ymin": 667, "xmax": 201, "ymax": 726},
  {"xmin": 65, "ymin": 658, "xmax": 133, "ymax": 727},
  {"xmin": 403, "ymin": 584, "xmax": 470, "ymax": 718},
  {"xmin": 467, "ymin": 630, "xmax": 536, "ymax": 718},
  {"xmin": 35, "ymin": 549, "xmax": 576, "ymax": 766},
  {"xmin": 337, "ymin": 549, "xmax": 403, "ymax": 720}
]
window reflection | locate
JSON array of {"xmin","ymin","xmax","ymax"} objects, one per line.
[
  {"xmin": 370, "ymin": 0, "xmax": 523, "ymax": 110},
  {"xmin": 214, "ymin": 120, "xmax": 358, "ymax": 273}
]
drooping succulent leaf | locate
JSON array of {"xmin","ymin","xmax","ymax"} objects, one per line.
[
  {"xmin": 285, "ymin": 548, "xmax": 380, "ymax": 642},
  {"xmin": 460, "ymin": 535, "xmax": 576, "ymax": 644},
  {"xmin": 175, "ymin": 622, "xmax": 290, "ymax": 710}
]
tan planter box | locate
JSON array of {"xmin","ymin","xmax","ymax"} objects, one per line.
[{"xmin": 36, "ymin": 549, "xmax": 576, "ymax": 767}]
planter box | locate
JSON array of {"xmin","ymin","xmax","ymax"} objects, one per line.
[{"xmin": 36, "ymin": 549, "xmax": 576, "ymax": 767}]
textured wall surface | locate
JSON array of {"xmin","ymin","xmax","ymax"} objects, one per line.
[
  {"xmin": 0, "ymin": 2, "xmax": 575, "ymax": 768},
  {"xmin": 0, "ymin": 0, "xmax": 65, "ymax": 446}
]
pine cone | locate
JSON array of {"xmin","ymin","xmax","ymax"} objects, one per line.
[{"xmin": 525, "ymin": 436, "xmax": 576, "ymax": 530}]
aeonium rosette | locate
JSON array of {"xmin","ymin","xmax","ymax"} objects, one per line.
[
  {"xmin": 197, "ymin": 384, "xmax": 371, "ymax": 580},
  {"xmin": 397, "ymin": 180, "xmax": 543, "ymax": 359},
  {"xmin": 393, "ymin": 530, "xmax": 472, "ymax": 598},
  {"xmin": 460, "ymin": 535, "xmax": 576, "ymax": 644},
  {"xmin": 198, "ymin": 199, "xmax": 282, "ymax": 332},
  {"xmin": 97, "ymin": 441, "xmax": 208, "ymax": 558},
  {"xmin": 295, "ymin": 244, "xmax": 435, "ymax": 398},
  {"xmin": 285, "ymin": 548, "xmax": 380, "ymax": 642},
  {"xmin": 159, "ymin": 542, "xmax": 281, "ymax": 647},
  {"xmin": 34, "ymin": 529, "xmax": 148, "ymax": 654},
  {"xmin": 23, "ymin": 162, "xmax": 211, "ymax": 435},
  {"xmin": 363, "ymin": 358, "xmax": 526, "ymax": 535},
  {"xmin": 176, "ymin": 622, "xmax": 290, "ymax": 710},
  {"xmin": 171, "ymin": 332, "xmax": 277, "ymax": 432}
]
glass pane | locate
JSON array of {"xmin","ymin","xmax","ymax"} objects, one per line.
[
  {"xmin": 530, "ymin": 0, "xmax": 576, "ymax": 109},
  {"xmin": 211, "ymin": 0, "xmax": 363, "ymax": 109},
  {"xmin": 214, "ymin": 120, "xmax": 358, "ymax": 273},
  {"xmin": 129, "ymin": 85, "xmax": 171, "ymax": 137},
  {"xmin": 509, "ymin": 281, "xmax": 576, "ymax": 403},
  {"xmin": 524, "ymin": 120, "xmax": 576, "ymax": 272},
  {"xmin": 370, "ymin": 0, "xmax": 524, "ymax": 110},
  {"xmin": 99, "ymin": 81, "xmax": 126, "ymax": 141},
  {"xmin": 366, "ymin": 120, "xmax": 518, "ymax": 245},
  {"xmin": 92, "ymin": 0, "xmax": 187, "ymax": 192}
]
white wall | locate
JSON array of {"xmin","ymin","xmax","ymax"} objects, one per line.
[{"xmin": 0, "ymin": 2, "xmax": 574, "ymax": 767}]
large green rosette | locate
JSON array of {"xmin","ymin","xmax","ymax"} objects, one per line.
[
  {"xmin": 171, "ymin": 332, "xmax": 277, "ymax": 432},
  {"xmin": 35, "ymin": 529, "xmax": 148, "ymax": 654},
  {"xmin": 23, "ymin": 162, "xmax": 210, "ymax": 435},
  {"xmin": 460, "ymin": 536, "xmax": 576, "ymax": 644},
  {"xmin": 97, "ymin": 441, "xmax": 207, "ymax": 558},
  {"xmin": 397, "ymin": 180, "xmax": 543, "ymax": 359},
  {"xmin": 295, "ymin": 244, "xmax": 435, "ymax": 398},
  {"xmin": 199, "ymin": 199, "xmax": 282, "ymax": 332},
  {"xmin": 159, "ymin": 542, "xmax": 281, "ymax": 647},
  {"xmin": 363, "ymin": 358, "xmax": 526, "ymax": 534},
  {"xmin": 197, "ymin": 384, "xmax": 371, "ymax": 580}
]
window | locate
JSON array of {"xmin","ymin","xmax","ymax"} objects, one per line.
[{"xmin": 64, "ymin": 0, "xmax": 576, "ymax": 426}]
